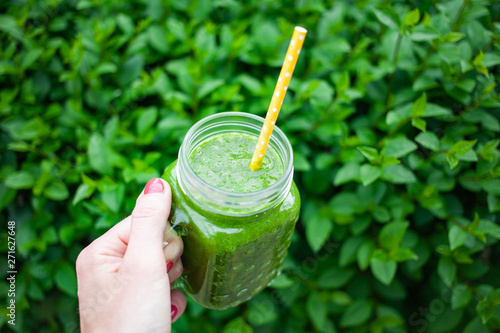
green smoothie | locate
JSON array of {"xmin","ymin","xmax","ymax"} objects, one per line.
[
  {"xmin": 189, "ymin": 132, "xmax": 283, "ymax": 193},
  {"xmin": 162, "ymin": 116, "xmax": 300, "ymax": 310}
]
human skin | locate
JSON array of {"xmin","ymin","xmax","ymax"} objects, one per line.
[{"xmin": 76, "ymin": 178, "xmax": 186, "ymax": 333}]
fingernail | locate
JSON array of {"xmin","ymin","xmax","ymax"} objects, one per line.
[
  {"xmin": 144, "ymin": 178, "xmax": 164, "ymax": 194},
  {"xmin": 171, "ymin": 305, "xmax": 178, "ymax": 320},
  {"xmin": 167, "ymin": 261, "xmax": 173, "ymax": 273}
]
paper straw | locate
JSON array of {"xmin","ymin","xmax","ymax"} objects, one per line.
[{"xmin": 249, "ymin": 26, "xmax": 307, "ymax": 171}]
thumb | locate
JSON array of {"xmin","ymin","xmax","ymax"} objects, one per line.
[{"xmin": 122, "ymin": 178, "xmax": 171, "ymax": 271}]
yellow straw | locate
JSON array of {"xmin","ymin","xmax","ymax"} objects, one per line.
[{"xmin": 249, "ymin": 26, "xmax": 307, "ymax": 171}]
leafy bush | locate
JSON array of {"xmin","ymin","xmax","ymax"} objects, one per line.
[{"xmin": 1, "ymin": 0, "xmax": 500, "ymax": 332}]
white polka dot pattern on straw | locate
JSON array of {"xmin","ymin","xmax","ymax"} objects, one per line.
[{"xmin": 249, "ymin": 26, "xmax": 307, "ymax": 171}]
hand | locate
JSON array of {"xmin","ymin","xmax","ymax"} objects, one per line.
[{"xmin": 76, "ymin": 178, "xmax": 186, "ymax": 332}]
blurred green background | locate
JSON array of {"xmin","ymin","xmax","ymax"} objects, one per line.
[{"xmin": 1, "ymin": 0, "xmax": 500, "ymax": 332}]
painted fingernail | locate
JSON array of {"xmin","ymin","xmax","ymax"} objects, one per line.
[
  {"xmin": 167, "ymin": 261, "xmax": 173, "ymax": 273},
  {"xmin": 171, "ymin": 305, "xmax": 178, "ymax": 320},
  {"xmin": 144, "ymin": 178, "xmax": 164, "ymax": 194}
]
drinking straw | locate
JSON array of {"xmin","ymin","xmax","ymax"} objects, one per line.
[{"xmin": 249, "ymin": 26, "xmax": 307, "ymax": 171}]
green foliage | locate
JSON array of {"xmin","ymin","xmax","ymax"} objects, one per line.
[{"xmin": 1, "ymin": 0, "xmax": 499, "ymax": 332}]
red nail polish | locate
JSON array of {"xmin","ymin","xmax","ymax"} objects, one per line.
[
  {"xmin": 171, "ymin": 305, "xmax": 178, "ymax": 320},
  {"xmin": 144, "ymin": 178, "xmax": 164, "ymax": 194},
  {"xmin": 167, "ymin": 261, "xmax": 173, "ymax": 273}
]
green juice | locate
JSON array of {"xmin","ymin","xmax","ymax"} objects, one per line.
[
  {"xmin": 189, "ymin": 132, "xmax": 283, "ymax": 192},
  {"xmin": 162, "ymin": 114, "xmax": 300, "ymax": 309}
]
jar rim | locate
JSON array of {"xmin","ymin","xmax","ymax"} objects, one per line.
[{"xmin": 177, "ymin": 112, "xmax": 294, "ymax": 215}]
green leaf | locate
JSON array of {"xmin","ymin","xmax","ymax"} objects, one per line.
[
  {"xmin": 473, "ymin": 50, "xmax": 484, "ymax": 65},
  {"xmin": 72, "ymin": 184, "xmax": 92, "ymax": 205},
  {"xmin": 307, "ymin": 292, "xmax": 327, "ymax": 330},
  {"xmin": 370, "ymin": 258, "xmax": 397, "ymax": 285},
  {"xmin": 306, "ymin": 211, "xmax": 333, "ymax": 253},
  {"xmin": 357, "ymin": 146, "xmax": 379, "ymax": 162},
  {"xmin": 457, "ymin": 149, "xmax": 477, "ymax": 162},
  {"xmin": 476, "ymin": 219, "xmax": 500, "ymax": 240},
  {"xmin": 391, "ymin": 248, "xmax": 418, "ymax": 262},
  {"xmin": 381, "ymin": 156, "xmax": 400, "ymax": 167},
  {"xmin": 424, "ymin": 104, "xmax": 452, "ymax": 117},
  {"xmin": 443, "ymin": 32, "xmax": 466, "ymax": 43},
  {"xmin": 269, "ymin": 273, "xmax": 294, "ymax": 289},
  {"xmin": 410, "ymin": 25, "xmax": 440, "ymax": 41},
  {"xmin": 334, "ymin": 162, "xmax": 360, "ymax": 185},
  {"xmin": 412, "ymin": 93, "xmax": 427, "ymax": 118},
  {"xmin": 236, "ymin": 74, "xmax": 262, "ymax": 94},
  {"xmin": 339, "ymin": 236, "xmax": 366, "ymax": 267},
  {"xmin": 372, "ymin": 6, "xmax": 400, "ymax": 30},
  {"xmin": 480, "ymin": 139, "xmax": 499, "ymax": 161},
  {"xmin": 198, "ymin": 78, "xmax": 225, "ymax": 99},
  {"xmin": 469, "ymin": 213, "xmax": 480, "ymax": 233},
  {"xmin": 59, "ymin": 224, "xmax": 76, "ymax": 246},
  {"xmin": 403, "ymin": 8, "xmax": 420, "ymax": 27},
  {"xmin": 481, "ymin": 179, "xmax": 500, "ymax": 196},
  {"xmin": 336, "ymin": 71, "xmax": 350, "ymax": 95},
  {"xmin": 384, "ymin": 137, "xmax": 418, "ymax": 158},
  {"xmin": 0, "ymin": 184, "xmax": 16, "ymax": 211},
  {"xmin": 104, "ymin": 116, "xmax": 119, "ymax": 142},
  {"xmin": 22, "ymin": 48, "xmax": 43, "ymax": 69},
  {"xmin": 360, "ymin": 164, "xmax": 382, "ymax": 186},
  {"xmin": 317, "ymin": 267, "xmax": 355, "ymax": 288},
  {"xmin": 379, "ymin": 221, "xmax": 409, "ymax": 252},
  {"xmin": 411, "ymin": 118, "xmax": 427, "ymax": 132},
  {"xmin": 148, "ymin": 25, "xmax": 169, "ymax": 53},
  {"xmin": 331, "ymin": 291, "xmax": 352, "ymax": 306},
  {"xmin": 93, "ymin": 62, "xmax": 118, "ymax": 77},
  {"xmin": 448, "ymin": 225, "xmax": 469, "ymax": 251},
  {"xmin": 43, "ymin": 181, "xmax": 70, "ymax": 201},
  {"xmin": 451, "ymin": 284, "xmax": 473, "ymax": 310},
  {"xmin": 476, "ymin": 300, "xmax": 494, "ymax": 325},
  {"xmin": 475, "ymin": 289, "xmax": 500, "ymax": 324},
  {"xmin": 487, "ymin": 195, "xmax": 500, "ymax": 213},
  {"xmin": 0, "ymin": 15, "xmax": 23, "ymax": 40},
  {"xmin": 222, "ymin": 317, "xmax": 253, "ymax": 333},
  {"xmin": 357, "ymin": 240, "xmax": 375, "ymax": 270},
  {"xmin": 88, "ymin": 133, "xmax": 113, "ymax": 175},
  {"xmin": 381, "ymin": 164, "xmax": 417, "ymax": 184},
  {"xmin": 246, "ymin": 300, "xmax": 278, "ymax": 325},
  {"xmin": 55, "ymin": 262, "xmax": 77, "ymax": 296},
  {"xmin": 446, "ymin": 152, "xmax": 459, "ymax": 170},
  {"xmin": 415, "ymin": 132, "xmax": 440, "ymax": 151},
  {"xmin": 5, "ymin": 170, "xmax": 35, "ymax": 190},
  {"xmin": 5, "ymin": 171, "xmax": 35, "ymax": 189},
  {"xmin": 119, "ymin": 54, "xmax": 145, "ymax": 86},
  {"xmin": 373, "ymin": 206, "xmax": 390, "ymax": 223},
  {"xmin": 437, "ymin": 257, "xmax": 456, "ymax": 287},
  {"xmin": 464, "ymin": 317, "xmax": 490, "ymax": 333},
  {"xmin": 7, "ymin": 141, "xmax": 30, "ymax": 152},
  {"xmin": 136, "ymin": 107, "xmax": 158, "ymax": 135},
  {"xmin": 340, "ymin": 299, "xmax": 372, "ymax": 328},
  {"xmin": 483, "ymin": 52, "xmax": 500, "ymax": 68},
  {"xmin": 116, "ymin": 13, "xmax": 134, "ymax": 35},
  {"xmin": 293, "ymin": 152, "xmax": 311, "ymax": 172},
  {"xmin": 450, "ymin": 140, "xmax": 477, "ymax": 155},
  {"xmin": 100, "ymin": 184, "xmax": 126, "ymax": 213}
]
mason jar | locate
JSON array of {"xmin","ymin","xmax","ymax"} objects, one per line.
[{"xmin": 162, "ymin": 112, "xmax": 300, "ymax": 309}]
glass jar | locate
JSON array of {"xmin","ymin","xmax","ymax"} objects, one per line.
[{"xmin": 162, "ymin": 112, "xmax": 300, "ymax": 310}]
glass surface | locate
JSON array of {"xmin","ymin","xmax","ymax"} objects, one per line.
[{"xmin": 162, "ymin": 112, "xmax": 300, "ymax": 309}]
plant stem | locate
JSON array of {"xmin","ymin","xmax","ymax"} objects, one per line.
[
  {"xmin": 451, "ymin": 0, "xmax": 468, "ymax": 31},
  {"xmin": 383, "ymin": 33, "xmax": 403, "ymax": 111},
  {"xmin": 371, "ymin": 32, "xmax": 404, "ymax": 129},
  {"xmin": 388, "ymin": 116, "xmax": 410, "ymax": 137}
]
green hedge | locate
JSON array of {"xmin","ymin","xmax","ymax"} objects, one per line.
[{"xmin": 1, "ymin": 0, "xmax": 500, "ymax": 332}]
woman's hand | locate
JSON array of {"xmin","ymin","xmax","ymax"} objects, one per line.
[{"xmin": 76, "ymin": 178, "xmax": 186, "ymax": 332}]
